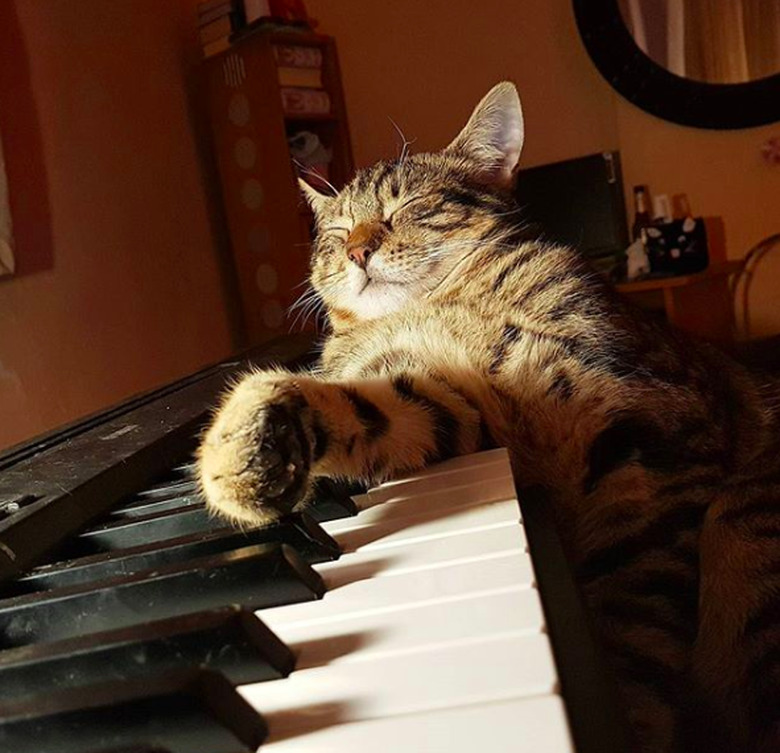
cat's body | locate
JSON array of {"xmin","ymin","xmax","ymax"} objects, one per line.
[{"xmin": 198, "ymin": 84, "xmax": 780, "ymax": 752}]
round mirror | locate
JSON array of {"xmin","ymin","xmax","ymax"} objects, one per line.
[
  {"xmin": 618, "ymin": 0, "xmax": 780, "ymax": 85},
  {"xmin": 574, "ymin": 0, "xmax": 780, "ymax": 129}
]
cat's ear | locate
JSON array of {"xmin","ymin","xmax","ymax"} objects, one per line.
[
  {"xmin": 447, "ymin": 82, "xmax": 524, "ymax": 188},
  {"xmin": 298, "ymin": 177, "xmax": 332, "ymax": 215}
]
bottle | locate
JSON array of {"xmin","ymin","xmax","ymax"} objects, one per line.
[
  {"xmin": 671, "ymin": 193, "xmax": 692, "ymax": 221},
  {"xmin": 631, "ymin": 185, "xmax": 652, "ymax": 241},
  {"xmin": 652, "ymin": 194, "xmax": 672, "ymax": 225}
]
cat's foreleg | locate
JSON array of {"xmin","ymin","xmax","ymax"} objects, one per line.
[{"xmin": 197, "ymin": 368, "xmax": 484, "ymax": 525}]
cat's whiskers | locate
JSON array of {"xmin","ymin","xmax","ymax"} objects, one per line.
[
  {"xmin": 291, "ymin": 276, "xmax": 315, "ymax": 291},
  {"xmin": 294, "ymin": 160, "xmax": 340, "ymax": 197},
  {"xmin": 288, "ymin": 286, "xmax": 318, "ymax": 313},
  {"xmin": 289, "ymin": 292, "xmax": 327, "ymax": 331},
  {"xmin": 420, "ymin": 234, "xmax": 525, "ymax": 253},
  {"xmin": 389, "ymin": 117, "xmax": 416, "ymax": 164},
  {"xmin": 422, "ymin": 245, "xmax": 487, "ymax": 298},
  {"xmin": 491, "ymin": 205, "xmax": 528, "ymax": 218},
  {"xmin": 419, "ymin": 238, "xmax": 512, "ymax": 260},
  {"xmin": 287, "ymin": 285, "xmax": 327, "ymax": 331}
]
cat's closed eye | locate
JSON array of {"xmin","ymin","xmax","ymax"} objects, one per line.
[
  {"xmin": 322, "ymin": 226, "xmax": 351, "ymax": 240},
  {"xmin": 386, "ymin": 197, "xmax": 435, "ymax": 226}
]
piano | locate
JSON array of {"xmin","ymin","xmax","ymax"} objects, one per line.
[{"xmin": 0, "ymin": 335, "xmax": 628, "ymax": 752}]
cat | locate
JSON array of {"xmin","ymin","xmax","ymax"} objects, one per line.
[{"xmin": 197, "ymin": 83, "xmax": 780, "ymax": 753}]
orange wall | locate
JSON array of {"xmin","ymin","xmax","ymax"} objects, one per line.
[
  {"xmin": 307, "ymin": 0, "xmax": 619, "ymax": 169},
  {"xmin": 310, "ymin": 0, "xmax": 780, "ymax": 335},
  {"xmin": 0, "ymin": 0, "xmax": 233, "ymax": 450},
  {"xmin": 2, "ymin": 1, "xmax": 777, "ymax": 450}
]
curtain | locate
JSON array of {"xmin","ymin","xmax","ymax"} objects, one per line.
[
  {"xmin": 0, "ymin": 133, "xmax": 13, "ymax": 276},
  {"xmin": 621, "ymin": 0, "xmax": 780, "ymax": 84},
  {"xmin": 684, "ymin": 0, "xmax": 780, "ymax": 83},
  {"xmin": 743, "ymin": 0, "xmax": 780, "ymax": 81}
]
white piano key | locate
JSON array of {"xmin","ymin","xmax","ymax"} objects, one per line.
[
  {"xmin": 319, "ymin": 524, "xmax": 528, "ymax": 579},
  {"xmin": 360, "ymin": 473, "xmax": 517, "ymax": 514},
  {"xmin": 364, "ymin": 462, "xmax": 516, "ymax": 505},
  {"xmin": 329, "ymin": 500, "xmax": 522, "ymax": 551},
  {"xmin": 363, "ymin": 452, "xmax": 512, "ymax": 505},
  {"xmin": 240, "ymin": 633, "xmax": 559, "ymax": 733},
  {"xmin": 348, "ymin": 448, "xmax": 513, "ymax": 510},
  {"xmin": 323, "ymin": 488, "xmax": 520, "ymax": 539},
  {"xmin": 373, "ymin": 447, "xmax": 512, "ymax": 492},
  {"xmin": 258, "ymin": 549, "xmax": 535, "ymax": 627},
  {"xmin": 261, "ymin": 695, "xmax": 575, "ymax": 753},
  {"xmin": 275, "ymin": 587, "xmax": 546, "ymax": 669},
  {"xmin": 333, "ymin": 516, "xmax": 523, "ymax": 557}
]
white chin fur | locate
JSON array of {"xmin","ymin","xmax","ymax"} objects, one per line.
[
  {"xmin": 334, "ymin": 259, "xmax": 442, "ymax": 320},
  {"xmin": 346, "ymin": 279, "xmax": 411, "ymax": 320},
  {"xmin": 333, "ymin": 265, "xmax": 411, "ymax": 319}
]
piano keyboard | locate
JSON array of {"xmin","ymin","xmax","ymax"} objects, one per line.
[
  {"xmin": 246, "ymin": 448, "xmax": 572, "ymax": 751},
  {"xmin": 0, "ymin": 337, "xmax": 628, "ymax": 753}
]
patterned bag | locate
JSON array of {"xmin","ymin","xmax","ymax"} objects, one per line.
[{"xmin": 644, "ymin": 217, "xmax": 708, "ymax": 276}]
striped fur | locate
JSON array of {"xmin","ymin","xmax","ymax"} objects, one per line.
[{"xmin": 198, "ymin": 83, "xmax": 780, "ymax": 752}]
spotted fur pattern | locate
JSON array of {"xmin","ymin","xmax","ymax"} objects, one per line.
[{"xmin": 198, "ymin": 83, "xmax": 780, "ymax": 752}]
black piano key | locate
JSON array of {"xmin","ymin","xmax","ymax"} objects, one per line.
[
  {"xmin": 114, "ymin": 469, "xmax": 199, "ymax": 503},
  {"xmin": 139, "ymin": 478, "xmax": 199, "ymax": 499},
  {"xmin": 0, "ymin": 543, "xmax": 323, "ymax": 649},
  {"xmin": 14, "ymin": 514, "xmax": 338, "ymax": 593},
  {"xmin": 0, "ymin": 607, "xmax": 293, "ymax": 701},
  {"xmin": 113, "ymin": 477, "xmax": 364, "ymax": 523},
  {"xmin": 110, "ymin": 493, "xmax": 202, "ymax": 519},
  {"xmin": 81, "ymin": 500, "xmax": 342, "ymax": 554},
  {"xmin": 0, "ymin": 669, "xmax": 267, "ymax": 753},
  {"xmin": 68, "ymin": 502, "xmax": 338, "ymax": 559},
  {"xmin": 71, "ymin": 505, "xmax": 231, "ymax": 554},
  {"xmin": 304, "ymin": 478, "xmax": 360, "ymax": 521}
]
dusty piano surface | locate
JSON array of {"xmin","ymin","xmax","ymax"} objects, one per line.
[{"xmin": 0, "ymin": 337, "xmax": 628, "ymax": 753}]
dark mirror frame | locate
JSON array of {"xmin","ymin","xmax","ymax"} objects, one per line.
[{"xmin": 573, "ymin": 0, "xmax": 780, "ymax": 130}]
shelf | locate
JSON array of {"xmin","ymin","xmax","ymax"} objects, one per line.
[
  {"xmin": 203, "ymin": 29, "xmax": 353, "ymax": 345},
  {"xmin": 615, "ymin": 261, "xmax": 743, "ymax": 344},
  {"xmin": 231, "ymin": 25, "xmax": 329, "ymax": 49},
  {"xmin": 269, "ymin": 29, "xmax": 331, "ymax": 47},
  {"xmin": 284, "ymin": 113, "xmax": 338, "ymax": 123},
  {"xmin": 615, "ymin": 260, "xmax": 743, "ymax": 294}
]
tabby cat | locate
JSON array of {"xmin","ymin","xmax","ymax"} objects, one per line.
[{"xmin": 197, "ymin": 83, "xmax": 780, "ymax": 753}]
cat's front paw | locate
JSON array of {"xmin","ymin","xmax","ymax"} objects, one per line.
[{"xmin": 197, "ymin": 373, "xmax": 313, "ymax": 526}]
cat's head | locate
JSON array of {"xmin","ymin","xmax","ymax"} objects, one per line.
[{"xmin": 301, "ymin": 82, "xmax": 525, "ymax": 325}]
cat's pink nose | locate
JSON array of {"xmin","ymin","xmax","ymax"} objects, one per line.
[
  {"xmin": 346, "ymin": 222, "xmax": 383, "ymax": 270},
  {"xmin": 347, "ymin": 246, "xmax": 371, "ymax": 269}
]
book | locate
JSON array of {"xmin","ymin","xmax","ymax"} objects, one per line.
[
  {"xmin": 199, "ymin": 15, "xmax": 233, "ymax": 44},
  {"xmin": 277, "ymin": 66, "xmax": 322, "ymax": 88},
  {"xmin": 203, "ymin": 36, "xmax": 231, "ymax": 58},
  {"xmin": 244, "ymin": 0, "xmax": 272, "ymax": 24},
  {"xmin": 273, "ymin": 44, "xmax": 323, "ymax": 69},
  {"xmin": 199, "ymin": 2, "xmax": 234, "ymax": 25},
  {"xmin": 198, "ymin": 0, "xmax": 234, "ymax": 15},
  {"xmin": 281, "ymin": 87, "xmax": 331, "ymax": 115}
]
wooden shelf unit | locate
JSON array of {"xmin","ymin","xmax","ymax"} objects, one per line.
[
  {"xmin": 616, "ymin": 261, "xmax": 743, "ymax": 344},
  {"xmin": 203, "ymin": 30, "xmax": 353, "ymax": 345}
]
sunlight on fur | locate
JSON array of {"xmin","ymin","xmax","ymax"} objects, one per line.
[{"xmin": 197, "ymin": 82, "xmax": 780, "ymax": 753}]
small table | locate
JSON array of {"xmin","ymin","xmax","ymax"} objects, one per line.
[{"xmin": 615, "ymin": 261, "xmax": 744, "ymax": 344}]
